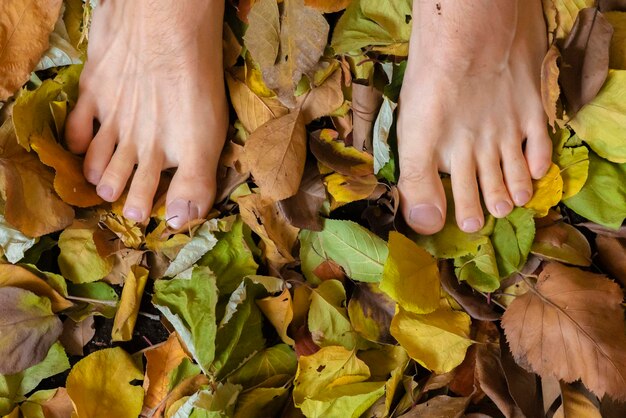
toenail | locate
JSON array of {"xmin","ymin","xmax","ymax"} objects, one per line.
[
  {"xmin": 96, "ymin": 184, "xmax": 114, "ymax": 201},
  {"xmin": 86, "ymin": 170, "xmax": 101, "ymax": 184},
  {"xmin": 409, "ymin": 204, "xmax": 443, "ymax": 229},
  {"xmin": 462, "ymin": 218, "xmax": 482, "ymax": 233},
  {"xmin": 495, "ymin": 201, "xmax": 513, "ymax": 217},
  {"xmin": 124, "ymin": 207, "xmax": 144, "ymax": 222},
  {"xmin": 514, "ymin": 191, "xmax": 531, "ymax": 206},
  {"xmin": 167, "ymin": 199, "xmax": 200, "ymax": 229}
]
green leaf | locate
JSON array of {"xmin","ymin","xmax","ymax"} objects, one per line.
[
  {"xmin": 227, "ymin": 344, "xmax": 297, "ymax": 389},
  {"xmin": 175, "ymin": 383, "xmax": 242, "ymax": 418},
  {"xmin": 66, "ymin": 281, "xmax": 119, "ymax": 320},
  {"xmin": 564, "ymin": 151, "xmax": 626, "ymax": 229},
  {"xmin": 380, "ymin": 232, "xmax": 440, "ymax": 314},
  {"xmin": 153, "ymin": 266, "xmax": 219, "ymax": 375},
  {"xmin": 300, "ymin": 381, "xmax": 386, "ymax": 418},
  {"xmin": 165, "ymin": 221, "xmax": 218, "ymax": 277},
  {"xmin": 454, "ymin": 241, "xmax": 500, "ymax": 292},
  {"xmin": 569, "ymin": 70, "xmax": 626, "ymax": 163},
  {"xmin": 491, "ymin": 208, "xmax": 535, "ymax": 278},
  {"xmin": 199, "ymin": 217, "xmax": 259, "ymax": 295},
  {"xmin": 0, "ymin": 288, "xmax": 63, "ymax": 375},
  {"xmin": 300, "ymin": 219, "xmax": 389, "ymax": 282},
  {"xmin": 308, "ymin": 280, "xmax": 367, "ymax": 350},
  {"xmin": 331, "ymin": 0, "xmax": 412, "ymax": 55}
]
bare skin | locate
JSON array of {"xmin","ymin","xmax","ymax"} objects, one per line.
[
  {"xmin": 65, "ymin": 0, "xmax": 228, "ymax": 229},
  {"xmin": 397, "ymin": 0, "xmax": 552, "ymax": 234}
]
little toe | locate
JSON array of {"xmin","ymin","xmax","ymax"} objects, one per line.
[
  {"xmin": 65, "ymin": 96, "xmax": 97, "ymax": 154},
  {"xmin": 450, "ymin": 151, "xmax": 484, "ymax": 233},
  {"xmin": 165, "ymin": 163, "xmax": 217, "ymax": 230},
  {"xmin": 525, "ymin": 120, "xmax": 553, "ymax": 179},
  {"xmin": 83, "ymin": 123, "xmax": 117, "ymax": 185},
  {"xmin": 96, "ymin": 143, "xmax": 136, "ymax": 202},
  {"xmin": 123, "ymin": 154, "xmax": 164, "ymax": 223},
  {"xmin": 398, "ymin": 155, "xmax": 446, "ymax": 235},
  {"xmin": 477, "ymin": 147, "xmax": 514, "ymax": 218},
  {"xmin": 501, "ymin": 141, "xmax": 533, "ymax": 206}
]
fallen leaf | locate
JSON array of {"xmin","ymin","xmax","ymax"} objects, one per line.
[
  {"xmin": 245, "ymin": 111, "xmax": 307, "ymax": 201},
  {"xmin": 111, "ymin": 265, "xmax": 149, "ymax": 342},
  {"xmin": 244, "ymin": 0, "xmax": 280, "ymax": 69},
  {"xmin": 606, "ymin": 11, "xmax": 626, "ymax": 69},
  {"xmin": 541, "ymin": 45, "xmax": 562, "ymax": 127},
  {"xmin": 554, "ymin": 382, "xmax": 603, "ymax": 418},
  {"xmin": 390, "ymin": 305, "xmax": 473, "ymax": 374},
  {"xmin": 595, "ymin": 235, "xmax": 626, "ymax": 285},
  {"xmin": 324, "ymin": 171, "xmax": 378, "ymax": 208},
  {"xmin": 0, "ymin": 287, "xmax": 63, "ymax": 375},
  {"xmin": 492, "ymin": 208, "xmax": 536, "ymax": 278},
  {"xmin": 21, "ymin": 387, "xmax": 74, "ymax": 418},
  {"xmin": 227, "ymin": 344, "xmax": 297, "ymax": 389},
  {"xmin": 57, "ymin": 220, "xmax": 113, "ymax": 284},
  {"xmin": 600, "ymin": 0, "xmax": 626, "ymax": 11},
  {"xmin": 164, "ymin": 221, "xmax": 218, "ymax": 277},
  {"xmin": 531, "ymin": 213, "xmax": 592, "ymax": 266},
  {"xmin": 300, "ymin": 69, "xmax": 345, "ymax": 124},
  {"xmin": 0, "ymin": 264, "xmax": 71, "ymax": 312},
  {"xmin": 0, "ymin": 0, "xmax": 63, "ymax": 100},
  {"xmin": 35, "ymin": 11, "xmax": 82, "ymax": 71},
  {"xmin": 556, "ymin": 144, "xmax": 589, "ymax": 199},
  {"xmin": 560, "ymin": 7, "xmax": 613, "ymax": 114},
  {"xmin": 305, "ymin": 0, "xmax": 352, "ymax": 13},
  {"xmin": 380, "ymin": 231, "xmax": 440, "ymax": 314},
  {"xmin": 549, "ymin": 0, "xmax": 597, "ymax": 41},
  {"xmin": 256, "ymin": 287, "xmax": 295, "ymax": 345},
  {"xmin": 347, "ymin": 282, "xmax": 396, "ymax": 344},
  {"xmin": 0, "ymin": 214, "xmax": 36, "ymax": 264},
  {"xmin": 502, "ymin": 262, "xmax": 626, "ymax": 401},
  {"xmin": 398, "ymin": 395, "xmax": 470, "ymax": 418},
  {"xmin": 351, "ymin": 83, "xmax": 383, "ymax": 152},
  {"xmin": 524, "ymin": 163, "xmax": 563, "ymax": 217},
  {"xmin": 310, "ymin": 129, "xmax": 374, "ymax": 176},
  {"xmin": 277, "ymin": 162, "xmax": 327, "ymax": 231},
  {"xmin": 66, "ymin": 347, "xmax": 144, "ymax": 418},
  {"xmin": 59, "ymin": 316, "xmax": 95, "ymax": 356}
]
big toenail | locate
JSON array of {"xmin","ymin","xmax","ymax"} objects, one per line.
[
  {"xmin": 409, "ymin": 204, "xmax": 443, "ymax": 229},
  {"xmin": 124, "ymin": 207, "xmax": 144, "ymax": 222},
  {"xmin": 514, "ymin": 191, "xmax": 531, "ymax": 206},
  {"xmin": 462, "ymin": 218, "xmax": 482, "ymax": 233},
  {"xmin": 167, "ymin": 199, "xmax": 200, "ymax": 229},
  {"xmin": 96, "ymin": 184, "xmax": 114, "ymax": 201},
  {"xmin": 496, "ymin": 201, "xmax": 512, "ymax": 216},
  {"xmin": 86, "ymin": 170, "xmax": 101, "ymax": 184}
]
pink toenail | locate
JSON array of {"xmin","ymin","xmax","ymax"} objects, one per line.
[
  {"xmin": 495, "ymin": 201, "xmax": 512, "ymax": 217},
  {"xmin": 166, "ymin": 199, "xmax": 200, "ymax": 229},
  {"xmin": 462, "ymin": 218, "xmax": 482, "ymax": 233},
  {"xmin": 514, "ymin": 191, "xmax": 531, "ymax": 206},
  {"xmin": 96, "ymin": 184, "xmax": 114, "ymax": 201},
  {"xmin": 409, "ymin": 204, "xmax": 443, "ymax": 229},
  {"xmin": 124, "ymin": 207, "xmax": 144, "ymax": 222}
]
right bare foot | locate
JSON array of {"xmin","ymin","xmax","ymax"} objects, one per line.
[
  {"xmin": 65, "ymin": 0, "xmax": 228, "ymax": 229},
  {"xmin": 397, "ymin": 0, "xmax": 552, "ymax": 235}
]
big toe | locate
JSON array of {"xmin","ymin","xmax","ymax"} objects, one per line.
[
  {"xmin": 165, "ymin": 162, "xmax": 217, "ymax": 230},
  {"xmin": 398, "ymin": 158, "xmax": 446, "ymax": 235}
]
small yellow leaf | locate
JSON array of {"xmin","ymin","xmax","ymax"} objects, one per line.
[
  {"xmin": 524, "ymin": 163, "xmax": 563, "ymax": 217},
  {"xmin": 111, "ymin": 266, "xmax": 149, "ymax": 342},
  {"xmin": 325, "ymin": 172, "xmax": 377, "ymax": 209},
  {"xmin": 67, "ymin": 347, "xmax": 144, "ymax": 418},
  {"xmin": 390, "ymin": 305, "xmax": 473, "ymax": 374},
  {"xmin": 256, "ymin": 287, "xmax": 295, "ymax": 345},
  {"xmin": 380, "ymin": 232, "xmax": 440, "ymax": 315}
]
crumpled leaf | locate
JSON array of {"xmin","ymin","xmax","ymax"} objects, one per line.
[
  {"xmin": 0, "ymin": 287, "xmax": 63, "ymax": 375},
  {"xmin": 564, "ymin": 151, "xmax": 626, "ymax": 229},
  {"xmin": 331, "ymin": 0, "xmax": 412, "ymax": 56},
  {"xmin": 111, "ymin": 265, "xmax": 149, "ymax": 342},
  {"xmin": 300, "ymin": 68, "xmax": 345, "ymax": 124},
  {"xmin": 300, "ymin": 381, "xmax": 386, "ymax": 418},
  {"xmin": 0, "ymin": 214, "xmax": 36, "ymax": 264},
  {"xmin": 546, "ymin": 0, "xmax": 596, "ymax": 41},
  {"xmin": 245, "ymin": 111, "xmax": 307, "ymax": 201},
  {"xmin": 351, "ymin": 83, "xmax": 383, "ymax": 152},
  {"xmin": 569, "ymin": 70, "xmax": 626, "ymax": 163},
  {"xmin": 324, "ymin": 171, "xmax": 378, "ymax": 208},
  {"xmin": 35, "ymin": 9, "xmax": 82, "ymax": 71},
  {"xmin": 373, "ymin": 96, "xmax": 397, "ymax": 174},
  {"xmin": 390, "ymin": 305, "xmax": 473, "ymax": 374},
  {"xmin": 555, "ymin": 144, "xmax": 589, "ymax": 199},
  {"xmin": 153, "ymin": 266, "xmax": 218, "ymax": 375},
  {"xmin": 0, "ymin": 0, "xmax": 63, "ymax": 100},
  {"xmin": 256, "ymin": 287, "xmax": 295, "ymax": 345},
  {"xmin": 299, "ymin": 219, "xmax": 388, "ymax": 282},
  {"xmin": 560, "ymin": 7, "xmax": 613, "ymax": 114},
  {"xmin": 66, "ymin": 347, "xmax": 144, "ymax": 418},
  {"xmin": 541, "ymin": 45, "xmax": 562, "ymax": 127},
  {"xmin": 310, "ymin": 129, "xmax": 374, "ymax": 176},
  {"xmin": 380, "ymin": 231, "xmax": 440, "ymax": 314},
  {"xmin": 0, "ymin": 120, "xmax": 74, "ymax": 238},
  {"xmin": 502, "ymin": 262, "xmax": 626, "ymax": 401}
]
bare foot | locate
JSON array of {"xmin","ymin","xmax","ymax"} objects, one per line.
[
  {"xmin": 65, "ymin": 0, "xmax": 228, "ymax": 229},
  {"xmin": 397, "ymin": 0, "xmax": 552, "ymax": 235}
]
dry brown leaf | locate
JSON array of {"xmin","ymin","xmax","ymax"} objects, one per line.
[
  {"xmin": 0, "ymin": 0, "xmax": 63, "ymax": 100},
  {"xmin": 560, "ymin": 7, "xmax": 614, "ymax": 114},
  {"xmin": 351, "ymin": 83, "xmax": 383, "ymax": 152},
  {"xmin": 541, "ymin": 45, "xmax": 562, "ymax": 127},
  {"xmin": 304, "ymin": 0, "xmax": 352, "ymax": 13},
  {"xmin": 244, "ymin": 0, "xmax": 280, "ymax": 69},
  {"xmin": 143, "ymin": 333, "xmax": 189, "ymax": 412},
  {"xmin": 399, "ymin": 395, "xmax": 470, "ymax": 418},
  {"xmin": 0, "ymin": 120, "xmax": 74, "ymax": 237},
  {"xmin": 223, "ymin": 23, "xmax": 242, "ymax": 69},
  {"xmin": 59, "ymin": 316, "xmax": 95, "ymax": 356},
  {"xmin": 277, "ymin": 161, "xmax": 326, "ymax": 231},
  {"xmin": 599, "ymin": 0, "xmax": 626, "ymax": 11},
  {"xmin": 531, "ymin": 214, "xmax": 592, "ymax": 267},
  {"xmin": 312, "ymin": 260, "xmax": 346, "ymax": 282},
  {"xmin": 595, "ymin": 235, "xmax": 626, "ymax": 286},
  {"xmin": 502, "ymin": 262, "xmax": 626, "ymax": 401},
  {"xmin": 300, "ymin": 69, "xmax": 345, "ymax": 124},
  {"xmin": 40, "ymin": 387, "xmax": 75, "ymax": 418},
  {"xmin": 238, "ymin": 193, "xmax": 300, "ymax": 266},
  {"xmin": 245, "ymin": 110, "xmax": 307, "ymax": 201}
]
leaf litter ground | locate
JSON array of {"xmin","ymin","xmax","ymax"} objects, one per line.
[{"xmin": 1, "ymin": 0, "xmax": 626, "ymax": 417}]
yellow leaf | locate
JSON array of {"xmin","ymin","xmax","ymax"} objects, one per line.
[
  {"xmin": 143, "ymin": 333, "xmax": 190, "ymax": 411},
  {"xmin": 0, "ymin": 264, "xmax": 72, "ymax": 312},
  {"xmin": 58, "ymin": 220, "xmax": 114, "ymax": 284},
  {"xmin": 100, "ymin": 212, "xmax": 144, "ymax": 249},
  {"xmin": 325, "ymin": 172, "xmax": 377, "ymax": 209},
  {"xmin": 606, "ymin": 12, "xmax": 626, "ymax": 70},
  {"xmin": 111, "ymin": 265, "xmax": 149, "ymax": 342},
  {"xmin": 380, "ymin": 232, "xmax": 440, "ymax": 315},
  {"xmin": 524, "ymin": 163, "xmax": 563, "ymax": 217},
  {"xmin": 67, "ymin": 347, "xmax": 144, "ymax": 418},
  {"xmin": 256, "ymin": 288, "xmax": 295, "ymax": 345},
  {"xmin": 556, "ymin": 146, "xmax": 589, "ymax": 199},
  {"xmin": 390, "ymin": 305, "xmax": 473, "ymax": 374},
  {"xmin": 304, "ymin": 0, "xmax": 352, "ymax": 13}
]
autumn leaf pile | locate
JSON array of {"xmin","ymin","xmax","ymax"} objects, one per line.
[{"xmin": 1, "ymin": 0, "xmax": 626, "ymax": 416}]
